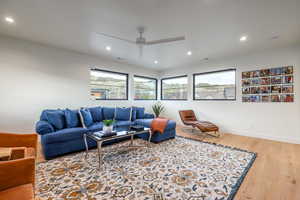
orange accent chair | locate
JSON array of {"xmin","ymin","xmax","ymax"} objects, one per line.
[
  {"xmin": 179, "ymin": 110, "xmax": 220, "ymax": 137},
  {"xmin": 0, "ymin": 133, "xmax": 38, "ymax": 200}
]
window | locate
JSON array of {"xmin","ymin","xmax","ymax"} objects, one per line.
[
  {"xmin": 161, "ymin": 75, "xmax": 188, "ymax": 100},
  {"xmin": 134, "ymin": 75, "xmax": 157, "ymax": 100},
  {"xmin": 193, "ymin": 69, "xmax": 236, "ymax": 100},
  {"xmin": 90, "ymin": 68, "xmax": 128, "ymax": 100}
]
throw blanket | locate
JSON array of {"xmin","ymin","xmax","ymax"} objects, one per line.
[{"xmin": 150, "ymin": 117, "xmax": 169, "ymax": 134}]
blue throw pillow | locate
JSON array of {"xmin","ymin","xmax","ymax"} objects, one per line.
[
  {"xmin": 40, "ymin": 109, "xmax": 57, "ymax": 121},
  {"xmin": 135, "ymin": 107, "xmax": 145, "ymax": 119},
  {"xmin": 79, "ymin": 108, "xmax": 93, "ymax": 128},
  {"xmin": 102, "ymin": 107, "xmax": 116, "ymax": 120},
  {"xmin": 88, "ymin": 107, "xmax": 103, "ymax": 122},
  {"xmin": 131, "ymin": 107, "xmax": 137, "ymax": 121},
  {"xmin": 46, "ymin": 110, "xmax": 65, "ymax": 130},
  {"xmin": 115, "ymin": 107, "xmax": 132, "ymax": 121},
  {"xmin": 64, "ymin": 109, "xmax": 80, "ymax": 128}
]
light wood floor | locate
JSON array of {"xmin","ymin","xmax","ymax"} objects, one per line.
[
  {"xmin": 37, "ymin": 126, "xmax": 300, "ymax": 200},
  {"xmin": 176, "ymin": 126, "xmax": 300, "ymax": 200}
]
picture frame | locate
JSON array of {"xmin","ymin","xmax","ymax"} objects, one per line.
[
  {"xmin": 251, "ymin": 78, "xmax": 260, "ymax": 85},
  {"xmin": 250, "ymin": 70, "xmax": 260, "ymax": 78},
  {"xmin": 271, "ymin": 85, "xmax": 281, "ymax": 93},
  {"xmin": 261, "ymin": 95, "xmax": 270, "ymax": 102},
  {"xmin": 271, "ymin": 95, "xmax": 281, "ymax": 102},
  {"xmin": 242, "ymin": 72, "xmax": 251, "ymax": 79},
  {"xmin": 250, "ymin": 95, "xmax": 260, "ymax": 102},
  {"xmin": 250, "ymin": 87, "xmax": 260, "ymax": 94},
  {"xmin": 282, "ymin": 66, "xmax": 293, "ymax": 75},
  {"xmin": 259, "ymin": 69, "xmax": 270, "ymax": 77},
  {"xmin": 283, "ymin": 75, "xmax": 293, "ymax": 84},
  {"xmin": 282, "ymin": 85, "xmax": 293, "ymax": 93},
  {"xmin": 271, "ymin": 76, "xmax": 282, "ymax": 84},
  {"xmin": 242, "ymin": 87, "xmax": 251, "ymax": 95},
  {"xmin": 260, "ymin": 77, "xmax": 270, "ymax": 85},
  {"xmin": 281, "ymin": 94, "xmax": 294, "ymax": 102},
  {"xmin": 242, "ymin": 79, "xmax": 251, "ymax": 87},
  {"xmin": 270, "ymin": 67, "xmax": 282, "ymax": 76},
  {"xmin": 241, "ymin": 66, "xmax": 294, "ymax": 103},
  {"xmin": 242, "ymin": 96, "xmax": 251, "ymax": 102},
  {"xmin": 260, "ymin": 86, "xmax": 270, "ymax": 94}
]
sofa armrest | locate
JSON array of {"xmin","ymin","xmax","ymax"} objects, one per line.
[
  {"xmin": 0, "ymin": 157, "xmax": 35, "ymax": 191},
  {"xmin": 143, "ymin": 113, "xmax": 155, "ymax": 119},
  {"xmin": 0, "ymin": 133, "xmax": 37, "ymax": 150},
  {"xmin": 35, "ymin": 120, "xmax": 54, "ymax": 135}
]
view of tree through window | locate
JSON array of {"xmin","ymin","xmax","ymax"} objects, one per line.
[
  {"xmin": 134, "ymin": 76, "xmax": 157, "ymax": 100},
  {"xmin": 194, "ymin": 69, "xmax": 236, "ymax": 100},
  {"xmin": 161, "ymin": 76, "xmax": 188, "ymax": 100},
  {"xmin": 90, "ymin": 69, "xmax": 128, "ymax": 100}
]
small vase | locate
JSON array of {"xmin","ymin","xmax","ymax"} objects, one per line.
[{"xmin": 103, "ymin": 125, "xmax": 113, "ymax": 134}]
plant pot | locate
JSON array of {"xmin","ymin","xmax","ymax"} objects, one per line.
[{"xmin": 103, "ymin": 125, "xmax": 113, "ymax": 134}]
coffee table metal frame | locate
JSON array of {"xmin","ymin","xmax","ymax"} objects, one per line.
[{"xmin": 83, "ymin": 129, "xmax": 152, "ymax": 168}]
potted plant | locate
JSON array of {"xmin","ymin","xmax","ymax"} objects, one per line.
[
  {"xmin": 152, "ymin": 102, "xmax": 165, "ymax": 118},
  {"xmin": 102, "ymin": 120, "xmax": 115, "ymax": 133}
]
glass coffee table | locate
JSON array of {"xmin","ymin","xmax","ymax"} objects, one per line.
[{"xmin": 83, "ymin": 127, "xmax": 152, "ymax": 169}]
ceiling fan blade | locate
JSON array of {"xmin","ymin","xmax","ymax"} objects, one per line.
[
  {"xmin": 95, "ymin": 32, "xmax": 136, "ymax": 44},
  {"xmin": 145, "ymin": 36, "xmax": 185, "ymax": 45}
]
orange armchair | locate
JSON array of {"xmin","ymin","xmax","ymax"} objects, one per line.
[
  {"xmin": 0, "ymin": 133, "xmax": 37, "ymax": 158},
  {"xmin": 0, "ymin": 133, "xmax": 37, "ymax": 200}
]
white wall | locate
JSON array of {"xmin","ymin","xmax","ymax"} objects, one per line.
[
  {"xmin": 160, "ymin": 45, "xmax": 300, "ymax": 144},
  {"xmin": 1, "ymin": 34, "xmax": 300, "ymax": 144},
  {"xmin": 0, "ymin": 35, "xmax": 159, "ymax": 133}
]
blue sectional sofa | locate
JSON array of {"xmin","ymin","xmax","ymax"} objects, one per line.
[{"xmin": 35, "ymin": 107, "xmax": 176, "ymax": 159}]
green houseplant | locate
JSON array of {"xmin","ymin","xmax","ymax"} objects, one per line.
[
  {"xmin": 102, "ymin": 120, "xmax": 115, "ymax": 133},
  {"xmin": 152, "ymin": 102, "xmax": 165, "ymax": 118}
]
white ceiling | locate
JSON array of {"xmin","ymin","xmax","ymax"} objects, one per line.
[{"xmin": 0, "ymin": 0, "xmax": 300, "ymax": 71}]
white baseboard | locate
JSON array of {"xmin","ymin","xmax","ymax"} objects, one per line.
[{"xmin": 229, "ymin": 129, "xmax": 300, "ymax": 144}]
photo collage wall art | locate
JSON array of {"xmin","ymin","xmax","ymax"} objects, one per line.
[{"xmin": 242, "ymin": 66, "xmax": 294, "ymax": 102}]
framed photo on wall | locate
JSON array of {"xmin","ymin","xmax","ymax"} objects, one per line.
[{"xmin": 242, "ymin": 66, "xmax": 294, "ymax": 103}]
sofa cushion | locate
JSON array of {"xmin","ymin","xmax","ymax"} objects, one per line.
[
  {"xmin": 103, "ymin": 107, "xmax": 115, "ymax": 120},
  {"xmin": 40, "ymin": 109, "xmax": 57, "ymax": 121},
  {"xmin": 115, "ymin": 121, "xmax": 133, "ymax": 127},
  {"xmin": 135, "ymin": 107, "xmax": 145, "ymax": 119},
  {"xmin": 64, "ymin": 109, "xmax": 80, "ymax": 128},
  {"xmin": 46, "ymin": 110, "xmax": 65, "ymax": 130},
  {"xmin": 115, "ymin": 107, "xmax": 132, "ymax": 121},
  {"xmin": 88, "ymin": 122, "xmax": 103, "ymax": 132},
  {"xmin": 0, "ymin": 183, "xmax": 34, "ymax": 200},
  {"xmin": 35, "ymin": 121, "xmax": 54, "ymax": 135},
  {"xmin": 143, "ymin": 113, "xmax": 155, "ymax": 119},
  {"xmin": 42, "ymin": 128, "xmax": 88, "ymax": 144},
  {"xmin": 79, "ymin": 108, "xmax": 93, "ymax": 128},
  {"xmin": 131, "ymin": 107, "xmax": 137, "ymax": 121},
  {"xmin": 135, "ymin": 119, "xmax": 176, "ymax": 131},
  {"xmin": 88, "ymin": 107, "xmax": 103, "ymax": 122}
]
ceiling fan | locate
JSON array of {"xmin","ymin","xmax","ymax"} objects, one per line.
[{"xmin": 96, "ymin": 26, "xmax": 185, "ymax": 57}]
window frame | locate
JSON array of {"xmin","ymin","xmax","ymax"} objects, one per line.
[
  {"xmin": 193, "ymin": 68, "xmax": 236, "ymax": 101},
  {"xmin": 133, "ymin": 75, "xmax": 158, "ymax": 100},
  {"xmin": 90, "ymin": 68, "xmax": 129, "ymax": 100},
  {"xmin": 161, "ymin": 75, "xmax": 188, "ymax": 101}
]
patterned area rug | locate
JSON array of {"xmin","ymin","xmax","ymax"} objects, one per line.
[{"xmin": 36, "ymin": 137, "xmax": 256, "ymax": 200}]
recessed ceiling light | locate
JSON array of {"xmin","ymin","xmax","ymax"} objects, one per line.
[
  {"xmin": 187, "ymin": 51, "xmax": 192, "ymax": 56},
  {"xmin": 105, "ymin": 46, "xmax": 111, "ymax": 51},
  {"xmin": 154, "ymin": 60, "xmax": 158, "ymax": 64},
  {"xmin": 4, "ymin": 17, "xmax": 15, "ymax": 24},
  {"xmin": 240, "ymin": 35, "xmax": 247, "ymax": 42}
]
